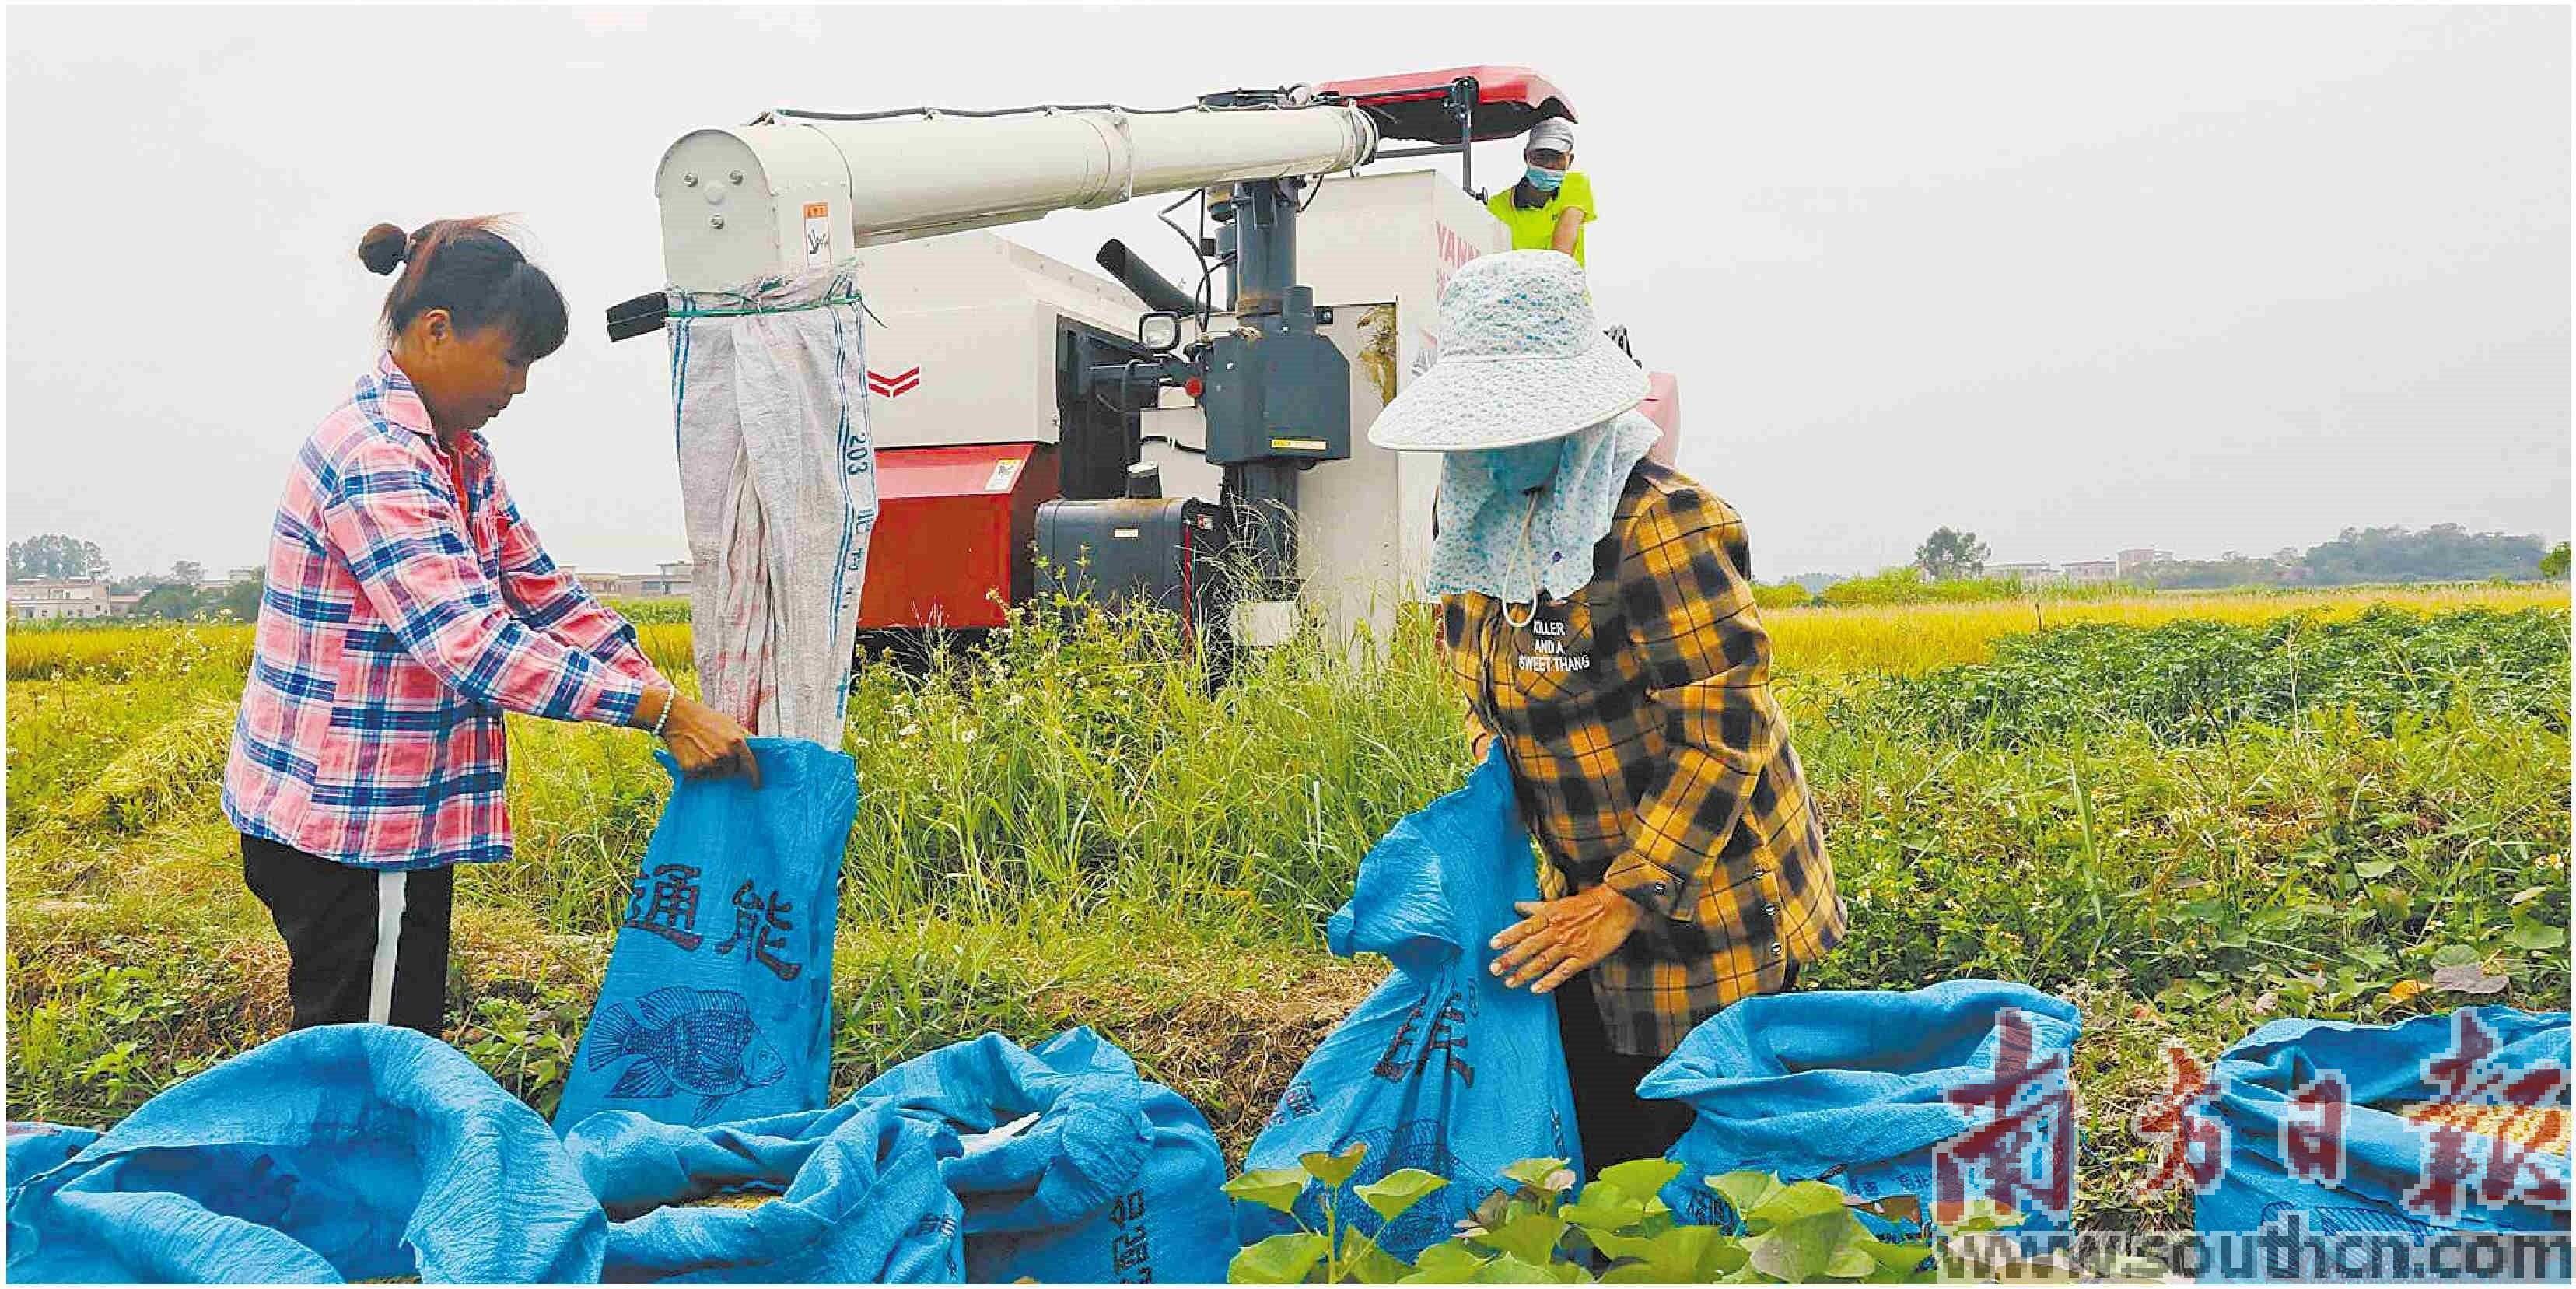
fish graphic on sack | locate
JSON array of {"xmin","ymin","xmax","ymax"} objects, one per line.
[{"xmin": 586, "ymin": 987, "xmax": 791, "ymax": 1123}]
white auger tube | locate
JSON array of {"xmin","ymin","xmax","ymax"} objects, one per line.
[{"xmin": 655, "ymin": 104, "xmax": 1378, "ymax": 291}]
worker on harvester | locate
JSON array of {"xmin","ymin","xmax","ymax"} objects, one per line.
[
  {"xmin": 1368, "ymin": 250, "xmax": 1845, "ymax": 1171},
  {"xmin": 222, "ymin": 219, "xmax": 758, "ymax": 1037},
  {"xmin": 1488, "ymin": 118, "xmax": 1594, "ymax": 265}
]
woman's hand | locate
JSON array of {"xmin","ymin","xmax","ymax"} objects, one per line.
[
  {"xmin": 1488, "ymin": 883, "xmax": 1642, "ymax": 993},
  {"xmin": 645, "ymin": 690, "xmax": 761, "ymax": 787}
]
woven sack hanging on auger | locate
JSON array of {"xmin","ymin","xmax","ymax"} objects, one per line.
[{"xmin": 667, "ymin": 267, "xmax": 877, "ymax": 747}]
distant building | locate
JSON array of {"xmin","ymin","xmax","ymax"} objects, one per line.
[
  {"xmin": 573, "ymin": 562, "xmax": 693, "ymax": 599},
  {"xmin": 2061, "ymin": 559, "xmax": 2119, "ymax": 586},
  {"xmin": 640, "ymin": 561, "xmax": 694, "ymax": 598},
  {"xmin": 1987, "ymin": 562, "xmax": 2063, "ymax": 583},
  {"xmin": 2116, "ymin": 548, "xmax": 2176, "ymax": 578},
  {"xmin": 186, "ymin": 568, "xmax": 261, "ymax": 593},
  {"xmin": 9, "ymin": 579, "xmax": 115, "ymax": 622}
]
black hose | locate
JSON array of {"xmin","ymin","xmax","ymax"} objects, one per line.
[{"xmin": 1096, "ymin": 240, "xmax": 1201, "ymax": 316}]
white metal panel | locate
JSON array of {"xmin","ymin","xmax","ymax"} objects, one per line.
[
  {"xmin": 1296, "ymin": 302, "xmax": 1402, "ymax": 659},
  {"xmin": 849, "ymin": 233, "xmax": 1154, "ymax": 450},
  {"xmin": 1289, "ymin": 172, "xmax": 1510, "ymax": 633}
]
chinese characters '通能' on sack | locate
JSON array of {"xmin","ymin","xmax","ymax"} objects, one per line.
[{"xmin": 556, "ymin": 738, "xmax": 856, "ymax": 1132}]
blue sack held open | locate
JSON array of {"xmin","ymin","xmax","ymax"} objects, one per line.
[
  {"xmin": 1641, "ymin": 979, "xmax": 2084, "ymax": 1242},
  {"xmin": 2199, "ymin": 1007, "xmax": 2571, "ymax": 1283},
  {"xmin": 5, "ymin": 1025, "xmax": 606, "ymax": 1284},
  {"xmin": 853, "ymin": 1028, "xmax": 1234, "ymax": 1285},
  {"xmin": 1237, "ymin": 744, "xmax": 1584, "ymax": 1258},
  {"xmin": 562, "ymin": 1098, "xmax": 966, "ymax": 1283},
  {"xmin": 557, "ymin": 737, "xmax": 856, "ymax": 1133}
]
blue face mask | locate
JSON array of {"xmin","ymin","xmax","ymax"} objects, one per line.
[
  {"xmin": 1482, "ymin": 440, "xmax": 1563, "ymax": 494},
  {"xmin": 1524, "ymin": 165, "xmax": 1566, "ymax": 193}
]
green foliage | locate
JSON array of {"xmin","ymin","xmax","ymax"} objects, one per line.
[
  {"xmin": 2543, "ymin": 542, "xmax": 2571, "ymax": 580},
  {"xmin": 2302, "ymin": 524, "xmax": 2551, "ymax": 585},
  {"xmin": 213, "ymin": 573, "xmax": 264, "ymax": 623},
  {"xmin": 1912, "ymin": 527, "xmax": 1992, "ymax": 581},
  {"xmin": 603, "ymin": 596, "xmax": 695, "ymax": 624},
  {"xmin": 1751, "ymin": 581, "xmax": 1814, "ymax": 611},
  {"xmin": 134, "ymin": 583, "xmax": 204, "ymax": 620},
  {"xmin": 453, "ymin": 983, "xmax": 588, "ymax": 1119},
  {"xmin": 1224, "ymin": 1155, "xmax": 1934, "ymax": 1284},
  {"xmin": 1877, "ymin": 607, "xmax": 2571, "ymax": 746},
  {"xmin": 3, "ymin": 950, "xmax": 250, "ymax": 1123},
  {"xmin": 1816, "ymin": 567, "xmax": 2042, "ymax": 607},
  {"xmin": 9, "ymin": 533, "xmax": 110, "ymax": 581}
]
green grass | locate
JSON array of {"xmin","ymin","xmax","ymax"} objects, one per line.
[{"xmin": 5, "ymin": 592, "xmax": 2566, "ymax": 1234}]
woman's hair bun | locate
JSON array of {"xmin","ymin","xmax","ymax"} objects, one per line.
[{"xmin": 357, "ymin": 222, "xmax": 411, "ymax": 276}]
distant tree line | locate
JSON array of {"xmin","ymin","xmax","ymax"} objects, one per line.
[
  {"xmin": 8, "ymin": 533, "xmax": 261, "ymax": 622},
  {"xmin": 2143, "ymin": 525, "xmax": 2558, "ymax": 589},
  {"xmin": 7, "ymin": 534, "xmax": 109, "ymax": 582},
  {"xmin": 1762, "ymin": 523, "xmax": 2566, "ymax": 610}
]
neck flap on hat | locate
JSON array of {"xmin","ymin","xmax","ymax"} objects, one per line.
[{"xmin": 1428, "ymin": 412, "xmax": 1661, "ymax": 604}]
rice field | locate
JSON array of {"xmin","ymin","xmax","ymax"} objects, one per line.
[{"xmin": 5, "ymin": 582, "xmax": 2566, "ymax": 1232}]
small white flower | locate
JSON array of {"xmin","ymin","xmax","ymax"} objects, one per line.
[
  {"xmin": 959, "ymin": 727, "xmax": 979, "ymax": 744},
  {"xmin": 900, "ymin": 723, "xmax": 921, "ymax": 737}
]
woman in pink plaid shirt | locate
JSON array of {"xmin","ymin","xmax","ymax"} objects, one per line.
[{"xmin": 224, "ymin": 218, "xmax": 758, "ymax": 1037}]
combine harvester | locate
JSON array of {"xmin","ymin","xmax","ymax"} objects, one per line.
[{"xmin": 612, "ymin": 68, "xmax": 1679, "ymax": 664}]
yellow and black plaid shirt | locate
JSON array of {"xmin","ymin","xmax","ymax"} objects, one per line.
[{"xmin": 1439, "ymin": 460, "xmax": 1845, "ymax": 1057}]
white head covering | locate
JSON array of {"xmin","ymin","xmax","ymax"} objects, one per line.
[
  {"xmin": 1527, "ymin": 117, "xmax": 1577, "ymax": 156},
  {"xmin": 1365, "ymin": 251, "xmax": 1647, "ymax": 454},
  {"xmin": 1427, "ymin": 412, "xmax": 1660, "ymax": 605}
]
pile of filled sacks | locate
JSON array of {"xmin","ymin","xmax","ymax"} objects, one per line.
[{"xmin": 5, "ymin": 1023, "xmax": 1229, "ymax": 1284}]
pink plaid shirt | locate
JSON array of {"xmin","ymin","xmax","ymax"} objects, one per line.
[{"xmin": 224, "ymin": 353, "xmax": 664, "ymax": 870}]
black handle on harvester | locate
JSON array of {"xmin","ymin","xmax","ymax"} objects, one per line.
[{"xmin": 605, "ymin": 292, "xmax": 669, "ymax": 342}]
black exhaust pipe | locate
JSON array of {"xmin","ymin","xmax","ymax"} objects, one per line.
[{"xmin": 1096, "ymin": 240, "xmax": 1200, "ymax": 316}]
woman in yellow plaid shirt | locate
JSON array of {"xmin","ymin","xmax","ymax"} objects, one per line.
[{"xmin": 1367, "ymin": 251, "xmax": 1847, "ymax": 1170}]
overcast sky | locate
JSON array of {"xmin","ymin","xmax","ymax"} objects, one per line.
[{"xmin": 8, "ymin": 4, "xmax": 2567, "ymax": 580}]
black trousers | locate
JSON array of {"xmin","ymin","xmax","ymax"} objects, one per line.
[
  {"xmin": 1554, "ymin": 961, "xmax": 1801, "ymax": 1176},
  {"xmin": 240, "ymin": 834, "xmax": 454, "ymax": 1036}
]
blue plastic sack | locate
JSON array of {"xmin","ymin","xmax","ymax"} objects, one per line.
[
  {"xmin": 1641, "ymin": 979, "xmax": 2084, "ymax": 1241},
  {"xmin": 5, "ymin": 1025, "xmax": 605, "ymax": 1284},
  {"xmin": 5, "ymin": 1123, "xmax": 100, "ymax": 1195},
  {"xmin": 562, "ymin": 1098, "xmax": 966, "ymax": 1283},
  {"xmin": 557, "ymin": 737, "xmax": 856, "ymax": 1133},
  {"xmin": 1237, "ymin": 744, "xmax": 1584, "ymax": 1258},
  {"xmin": 2199, "ymin": 1007, "xmax": 2570, "ymax": 1282},
  {"xmin": 855, "ymin": 1028, "xmax": 1233, "ymax": 1285}
]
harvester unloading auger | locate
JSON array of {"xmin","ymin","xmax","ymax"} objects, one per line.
[{"xmin": 611, "ymin": 68, "xmax": 1679, "ymax": 673}]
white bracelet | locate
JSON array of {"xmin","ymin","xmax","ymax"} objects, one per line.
[{"xmin": 649, "ymin": 690, "xmax": 673, "ymax": 739}]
